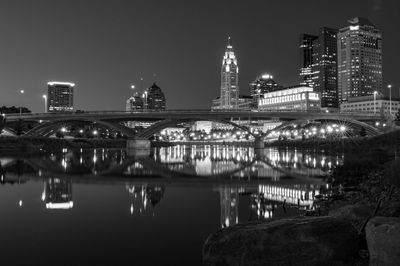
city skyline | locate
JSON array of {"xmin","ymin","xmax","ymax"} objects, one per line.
[{"xmin": 0, "ymin": 0, "xmax": 399, "ymax": 112}]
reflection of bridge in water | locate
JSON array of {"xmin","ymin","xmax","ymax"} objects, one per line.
[{"xmin": 0, "ymin": 145, "xmax": 336, "ymax": 226}]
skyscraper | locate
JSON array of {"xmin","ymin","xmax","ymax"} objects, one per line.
[
  {"xmin": 47, "ymin": 81, "xmax": 74, "ymax": 112},
  {"xmin": 312, "ymin": 27, "xmax": 339, "ymax": 108},
  {"xmin": 220, "ymin": 37, "xmax": 239, "ymax": 109},
  {"xmin": 126, "ymin": 92, "xmax": 143, "ymax": 112},
  {"xmin": 299, "ymin": 29, "xmax": 339, "ymax": 109},
  {"xmin": 144, "ymin": 83, "xmax": 166, "ymax": 111},
  {"xmin": 299, "ymin": 34, "xmax": 318, "ymax": 88},
  {"xmin": 249, "ymin": 74, "xmax": 283, "ymax": 109},
  {"xmin": 337, "ymin": 17, "xmax": 382, "ymax": 103}
]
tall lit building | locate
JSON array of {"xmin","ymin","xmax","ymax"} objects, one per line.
[
  {"xmin": 299, "ymin": 34, "xmax": 318, "ymax": 88},
  {"xmin": 337, "ymin": 17, "xmax": 382, "ymax": 103},
  {"xmin": 249, "ymin": 74, "xmax": 283, "ymax": 109},
  {"xmin": 299, "ymin": 28, "xmax": 339, "ymax": 109},
  {"xmin": 47, "ymin": 81, "xmax": 74, "ymax": 112},
  {"xmin": 219, "ymin": 37, "xmax": 239, "ymax": 110},
  {"xmin": 312, "ymin": 27, "xmax": 339, "ymax": 109},
  {"xmin": 126, "ymin": 92, "xmax": 143, "ymax": 112},
  {"xmin": 144, "ymin": 83, "xmax": 166, "ymax": 111}
]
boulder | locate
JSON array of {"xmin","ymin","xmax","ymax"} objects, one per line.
[
  {"xmin": 203, "ymin": 216, "xmax": 361, "ymax": 266},
  {"xmin": 329, "ymin": 202, "xmax": 372, "ymax": 230},
  {"xmin": 366, "ymin": 216, "xmax": 400, "ymax": 266}
]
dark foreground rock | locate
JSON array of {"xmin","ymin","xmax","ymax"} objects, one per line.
[
  {"xmin": 329, "ymin": 202, "xmax": 372, "ymax": 230},
  {"xmin": 203, "ymin": 216, "xmax": 361, "ymax": 266},
  {"xmin": 366, "ymin": 216, "xmax": 400, "ymax": 266}
]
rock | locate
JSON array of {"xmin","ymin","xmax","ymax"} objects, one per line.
[
  {"xmin": 329, "ymin": 203, "xmax": 372, "ymax": 230},
  {"xmin": 366, "ymin": 216, "xmax": 400, "ymax": 266},
  {"xmin": 203, "ymin": 216, "xmax": 361, "ymax": 266}
]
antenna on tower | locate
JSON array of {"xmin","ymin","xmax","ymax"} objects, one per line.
[{"xmin": 227, "ymin": 36, "xmax": 231, "ymax": 47}]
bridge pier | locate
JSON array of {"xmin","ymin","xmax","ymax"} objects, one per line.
[
  {"xmin": 253, "ymin": 137, "xmax": 265, "ymax": 149},
  {"xmin": 126, "ymin": 138, "xmax": 151, "ymax": 150}
]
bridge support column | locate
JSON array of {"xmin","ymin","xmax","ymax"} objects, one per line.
[
  {"xmin": 127, "ymin": 138, "xmax": 151, "ymax": 150},
  {"xmin": 253, "ymin": 136, "xmax": 265, "ymax": 149}
]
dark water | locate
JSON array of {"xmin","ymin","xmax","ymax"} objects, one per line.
[{"xmin": 0, "ymin": 145, "xmax": 343, "ymax": 265}]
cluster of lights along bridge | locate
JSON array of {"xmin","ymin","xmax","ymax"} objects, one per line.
[{"xmin": 0, "ymin": 17, "xmax": 396, "ymax": 141}]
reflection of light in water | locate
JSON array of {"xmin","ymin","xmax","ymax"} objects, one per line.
[
  {"xmin": 19, "ymin": 200, "xmax": 23, "ymax": 207},
  {"xmin": 258, "ymin": 184, "xmax": 318, "ymax": 207}
]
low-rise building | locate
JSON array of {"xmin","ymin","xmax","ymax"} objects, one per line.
[
  {"xmin": 340, "ymin": 95, "xmax": 400, "ymax": 117},
  {"xmin": 258, "ymin": 85, "xmax": 321, "ymax": 112}
]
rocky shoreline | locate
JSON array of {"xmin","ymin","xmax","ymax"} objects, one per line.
[{"xmin": 203, "ymin": 159, "xmax": 400, "ymax": 266}]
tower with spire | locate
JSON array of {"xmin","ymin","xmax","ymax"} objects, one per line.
[{"xmin": 220, "ymin": 37, "xmax": 239, "ymax": 109}]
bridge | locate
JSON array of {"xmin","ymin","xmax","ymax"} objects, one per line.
[{"xmin": 2, "ymin": 110, "xmax": 384, "ymax": 147}]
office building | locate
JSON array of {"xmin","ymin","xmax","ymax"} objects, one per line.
[
  {"xmin": 299, "ymin": 28, "xmax": 338, "ymax": 109},
  {"xmin": 47, "ymin": 81, "xmax": 74, "ymax": 112},
  {"xmin": 299, "ymin": 34, "xmax": 318, "ymax": 88},
  {"xmin": 340, "ymin": 95, "xmax": 400, "ymax": 117},
  {"xmin": 126, "ymin": 92, "xmax": 143, "ymax": 112},
  {"xmin": 337, "ymin": 17, "xmax": 382, "ymax": 103},
  {"xmin": 214, "ymin": 37, "xmax": 239, "ymax": 110},
  {"xmin": 144, "ymin": 83, "xmax": 166, "ymax": 111},
  {"xmin": 249, "ymin": 74, "xmax": 284, "ymax": 109},
  {"xmin": 212, "ymin": 95, "xmax": 252, "ymax": 111},
  {"xmin": 258, "ymin": 86, "xmax": 321, "ymax": 112},
  {"xmin": 312, "ymin": 27, "xmax": 339, "ymax": 109}
]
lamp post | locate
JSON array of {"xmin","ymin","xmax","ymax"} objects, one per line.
[
  {"xmin": 42, "ymin": 95, "xmax": 47, "ymax": 113},
  {"xmin": 373, "ymin": 91, "xmax": 378, "ymax": 114},
  {"xmin": 388, "ymin": 84, "xmax": 392, "ymax": 116},
  {"xmin": 19, "ymin": 89, "xmax": 25, "ymax": 116}
]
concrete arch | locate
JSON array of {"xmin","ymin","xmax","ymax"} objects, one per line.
[
  {"xmin": 136, "ymin": 118, "xmax": 256, "ymax": 139},
  {"xmin": 24, "ymin": 118, "xmax": 137, "ymax": 137},
  {"xmin": 269, "ymin": 117, "xmax": 382, "ymax": 137}
]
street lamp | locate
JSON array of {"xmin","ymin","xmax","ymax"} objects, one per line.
[
  {"xmin": 19, "ymin": 89, "xmax": 25, "ymax": 116},
  {"xmin": 42, "ymin": 95, "xmax": 47, "ymax": 113},
  {"xmin": 373, "ymin": 91, "xmax": 378, "ymax": 114},
  {"xmin": 388, "ymin": 84, "xmax": 392, "ymax": 116}
]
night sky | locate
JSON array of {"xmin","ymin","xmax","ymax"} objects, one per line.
[{"xmin": 0, "ymin": 0, "xmax": 399, "ymax": 112}]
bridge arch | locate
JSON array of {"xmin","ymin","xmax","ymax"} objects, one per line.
[
  {"xmin": 24, "ymin": 118, "xmax": 137, "ymax": 138},
  {"xmin": 268, "ymin": 117, "xmax": 382, "ymax": 137}
]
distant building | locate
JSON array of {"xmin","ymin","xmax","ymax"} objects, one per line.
[
  {"xmin": 249, "ymin": 74, "xmax": 284, "ymax": 109},
  {"xmin": 47, "ymin": 81, "xmax": 74, "ymax": 112},
  {"xmin": 212, "ymin": 95, "xmax": 252, "ymax": 111},
  {"xmin": 299, "ymin": 34, "xmax": 318, "ymax": 88},
  {"xmin": 337, "ymin": 17, "xmax": 382, "ymax": 103},
  {"xmin": 340, "ymin": 95, "xmax": 400, "ymax": 117},
  {"xmin": 312, "ymin": 27, "xmax": 339, "ymax": 109},
  {"xmin": 213, "ymin": 37, "xmax": 239, "ymax": 110},
  {"xmin": 258, "ymin": 86, "xmax": 321, "ymax": 112},
  {"xmin": 126, "ymin": 92, "xmax": 143, "ymax": 112},
  {"xmin": 144, "ymin": 83, "xmax": 166, "ymax": 111},
  {"xmin": 299, "ymin": 28, "xmax": 338, "ymax": 109}
]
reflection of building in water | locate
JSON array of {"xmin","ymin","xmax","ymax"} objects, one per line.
[
  {"xmin": 218, "ymin": 186, "xmax": 241, "ymax": 228},
  {"xmin": 42, "ymin": 178, "xmax": 73, "ymax": 209},
  {"xmin": 215, "ymin": 183, "xmax": 323, "ymax": 228},
  {"xmin": 126, "ymin": 184, "xmax": 165, "ymax": 215}
]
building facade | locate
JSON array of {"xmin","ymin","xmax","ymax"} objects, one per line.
[
  {"xmin": 337, "ymin": 17, "xmax": 382, "ymax": 103},
  {"xmin": 258, "ymin": 86, "xmax": 321, "ymax": 112},
  {"xmin": 218, "ymin": 37, "xmax": 239, "ymax": 110},
  {"xmin": 126, "ymin": 92, "xmax": 143, "ymax": 112},
  {"xmin": 299, "ymin": 28, "xmax": 338, "ymax": 109},
  {"xmin": 47, "ymin": 81, "xmax": 74, "ymax": 112},
  {"xmin": 249, "ymin": 74, "xmax": 283, "ymax": 109},
  {"xmin": 144, "ymin": 83, "xmax": 166, "ymax": 111},
  {"xmin": 340, "ymin": 95, "xmax": 400, "ymax": 117},
  {"xmin": 312, "ymin": 27, "xmax": 339, "ymax": 109}
]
